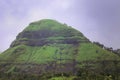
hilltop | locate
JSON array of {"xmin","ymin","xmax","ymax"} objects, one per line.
[
  {"xmin": 0, "ymin": 19, "xmax": 120, "ymax": 80},
  {"xmin": 10, "ymin": 19, "xmax": 89, "ymax": 47}
]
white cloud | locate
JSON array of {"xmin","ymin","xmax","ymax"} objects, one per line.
[
  {"xmin": 27, "ymin": 8, "xmax": 52, "ymax": 22},
  {"xmin": 51, "ymin": 0, "xmax": 73, "ymax": 10}
]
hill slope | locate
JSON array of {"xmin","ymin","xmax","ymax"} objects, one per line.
[{"xmin": 0, "ymin": 19, "xmax": 120, "ymax": 79}]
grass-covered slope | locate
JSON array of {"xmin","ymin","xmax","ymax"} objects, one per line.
[
  {"xmin": 0, "ymin": 43, "xmax": 119, "ymax": 63},
  {"xmin": 24, "ymin": 19, "xmax": 68, "ymax": 31}
]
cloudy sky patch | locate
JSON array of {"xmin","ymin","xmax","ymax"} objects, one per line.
[{"xmin": 0, "ymin": 0, "xmax": 120, "ymax": 51}]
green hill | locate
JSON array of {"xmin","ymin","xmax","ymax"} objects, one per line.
[{"xmin": 0, "ymin": 19, "xmax": 120, "ymax": 80}]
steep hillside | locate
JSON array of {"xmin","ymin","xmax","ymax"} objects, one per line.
[
  {"xmin": 10, "ymin": 19, "xmax": 89, "ymax": 47},
  {"xmin": 0, "ymin": 19, "xmax": 120, "ymax": 80}
]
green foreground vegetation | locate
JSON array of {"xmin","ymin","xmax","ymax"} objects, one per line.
[{"xmin": 0, "ymin": 72, "xmax": 120, "ymax": 80}]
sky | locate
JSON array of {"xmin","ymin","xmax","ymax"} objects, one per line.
[{"xmin": 0, "ymin": 0, "xmax": 120, "ymax": 52}]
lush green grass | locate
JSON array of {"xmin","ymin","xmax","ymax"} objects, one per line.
[
  {"xmin": 77, "ymin": 43, "xmax": 120, "ymax": 61},
  {"xmin": 0, "ymin": 44, "xmax": 73, "ymax": 63},
  {"xmin": 0, "ymin": 42, "xmax": 119, "ymax": 64},
  {"xmin": 24, "ymin": 19, "xmax": 68, "ymax": 31}
]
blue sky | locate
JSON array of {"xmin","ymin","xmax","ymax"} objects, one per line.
[{"xmin": 0, "ymin": 0, "xmax": 120, "ymax": 51}]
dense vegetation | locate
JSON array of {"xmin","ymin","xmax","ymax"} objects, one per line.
[{"xmin": 0, "ymin": 19, "xmax": 120, "ymax": 80}]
